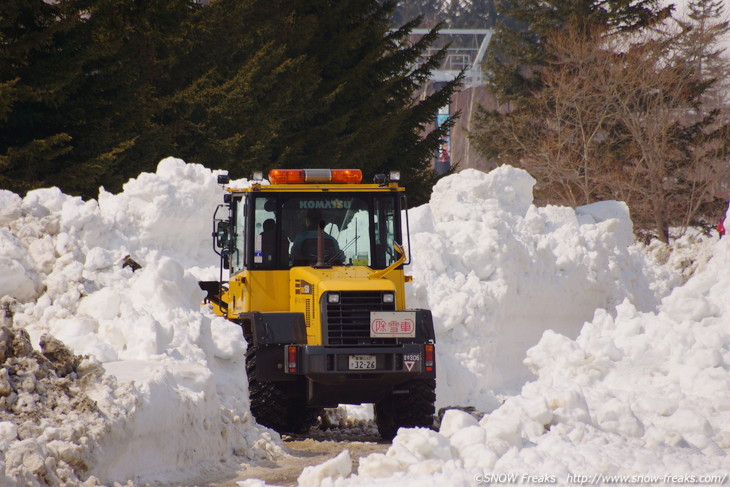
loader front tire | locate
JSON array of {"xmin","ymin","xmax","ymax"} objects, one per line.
[
  {"xmin": 245, "ymin": 346, "xmax": 321, "ymax": 434},
  {"xmin": 375, "ymin": 378, "xmax": 436, "ymax": 440}
]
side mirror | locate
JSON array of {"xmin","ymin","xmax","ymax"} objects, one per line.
[
  {"xmin": 215, "ymin": 221, "xmax": 230, "ymax": 248},
  {"xmin": 221, "ymin": 249, "xmax": 230, "ymax": 270}
]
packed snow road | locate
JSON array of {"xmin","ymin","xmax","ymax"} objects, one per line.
[{"xmin": 202, "ymin": 433, "xmax": 388, "ymax": 487}]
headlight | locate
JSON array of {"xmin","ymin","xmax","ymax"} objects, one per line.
[
  {"xmin": 383, "ymin": 292, "xmax": 394, "ymax": 303},
  {"xmin": 328, "ymin": 293, "xmax": 340, "ymax": 304}
]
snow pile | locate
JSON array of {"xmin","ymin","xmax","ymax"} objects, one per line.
[
  {"xmin": 333, "ymin": 239, "xmax": 730, "ymax": 484},
  {"xmin": 319, "ymin": 174, "xmax": 730, "ymax": 485},
  {"xmin": 2, "ymin": 159, "xmax": 723, "ymax": 486},
  {"xmin": 406, "ymin": 167, "xmax": 678, "ymax": 407},
  {"xmin": 298, "ymin": 450, "xmax": 352, "ymax": 487},
  {"xmin": 643, "ymin": 228, "xmax": 718, "ymax": 282},
  {"xmin": 0, "ymin": 158, "xmax": 281, "ymax": 485}
]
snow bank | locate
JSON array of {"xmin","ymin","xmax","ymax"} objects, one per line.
[
  {"xmin": 406, "ymin": 167, "xmax": 678, "ymax": 407},
  {"xmin": 0, "ymin": 158, "xmax": 281, "ymax": 485},
  {"xmin": 334, "ymin": 237, "xmax": 730, "ymax": 484},
  {"xmin": 320, "ymin": 171, "xmax": 730, "ymax": 486}
]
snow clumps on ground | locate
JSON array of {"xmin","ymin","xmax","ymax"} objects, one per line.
[{"xmin": 0, "ymin": 325, "xmax": 105, "ymax": 486}]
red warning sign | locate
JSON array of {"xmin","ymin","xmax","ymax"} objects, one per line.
[{"xmin": 370, "ymin": 312, "xmax": 416, "ymax": 338}]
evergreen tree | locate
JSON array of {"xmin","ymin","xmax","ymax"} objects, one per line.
[
  {"xmin": 0, "ymin": 0, "xmax": 200, "ymax": 197},
  {"xmin": 159, "ymin": 0, "xmax": 315, "ymax": 174},
  {"xmin": 485, "ymin": 0, "xmax": 673, "ymax": 101},
  {"xmin": 444, "ymin": 0, "xmax": 499, "ymax": 29},
  {"xmin": 393, "ymin": 0, "xmax": 499, "ymax": 29},
  {"xmin": 675, "ymin": 0, "xmax": 730, "ymax": 113},
  {"xmin": 49, "ymin": 0, "xmax": 200, "ymax": 195},
  {"xmin": 2, "ymin": 0, "xmax": 459, "ymax": 203},
  {"xmin": 674, "ymin": 0, "xmax": 730, "ymax": 227},
  {"xmin": 171, "ymin": 0, "xmax": 461, "ymax": 204},
  {"xmin": 0, "ymin": 0, "xmax": 83, "ymax": 193},
  {"xmin": 393, "ymin": 0, "xmax": 443, "ymax": 29}
]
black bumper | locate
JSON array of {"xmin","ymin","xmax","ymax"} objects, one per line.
[
  {"xmin": 241, "ymin": 309, "xmax": 437, "ymax": 407},
  {"xmin": 288, "ymin": 344, "xmax": 435, "ymax": 406},
  {"xmin": 293, "ymin": 344, "xmax": 433, "ymax": 380}
]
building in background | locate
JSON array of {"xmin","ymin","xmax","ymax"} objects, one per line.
[{"xmin": 409, "ymin": 29, "xmax": 495, "ymax": 174}]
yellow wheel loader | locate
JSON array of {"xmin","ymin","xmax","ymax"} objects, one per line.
[{"xmin": 200, "ymin": 169, "xmax": 436, "ymax": 440}]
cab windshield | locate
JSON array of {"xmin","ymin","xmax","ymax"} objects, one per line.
[{"xmin": 241, "ymin": 193, "xmax": 401, "ymax": 271}]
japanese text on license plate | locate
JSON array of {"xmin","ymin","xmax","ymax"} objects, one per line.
[{"xmin": 349, "ymin": 355, "xmax": 376, "ymax": 370}]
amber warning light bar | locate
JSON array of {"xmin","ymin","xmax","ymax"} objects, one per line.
[{"xmin": 268, "ymin": 169, "xmax": 363, "ymax": 184}]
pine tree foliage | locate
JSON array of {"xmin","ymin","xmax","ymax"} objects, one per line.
[
  {"xmin": 393, "ymin": 0, "xmax": 444, "ymax": 28},
  {"xmin": 675, "ymin": 0, "xmax": 730, "ymax": 112},
  {"xmin": 485, "ymin": 0, "xmax": 673, "ymax": 101},
  {"xmin": 0, "ymin": 78, "xmax": 18, "ymax": 122},
  {"xmin": 0, "ymin": 0, "xmax": 201, "ymax": 196},
  {"xmin": 1, "ymin": 0, "xmax": 459, "ymax": 204},
  {"xmin": 0, "ymin": 0, "xmax": 82, "ymax": 192},
  {"xmin": 453, "ymin": 0, "xmax": 499, "ymax": 28},
  {"xmin": 168, "ymin": 0, "xmax": 461, "ymax": 205},
  {"xmin": 393, "ymin": 0, "xmax": 498, "ymax": 29}
]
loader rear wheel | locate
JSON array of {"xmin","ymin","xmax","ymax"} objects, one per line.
[
  {"xmin": 375, "ymin": 379, "xmax": 436, "ymax": 440},
  {"xmin": 245, "ymin": 346, "xmax": 321, "ymax": 434}
]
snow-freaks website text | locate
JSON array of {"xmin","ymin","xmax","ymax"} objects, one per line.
[{"xmin": 474, "ymin": 472, "xmax": 728, "ymax": 485}]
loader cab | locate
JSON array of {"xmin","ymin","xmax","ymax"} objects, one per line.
[
  {"xmin": 207, "ymin": 167, "xmax": 416, "ymax": 323},
  {"xmin": 227, "ymin": 183, "xmax": 408, "ymax": 275}
]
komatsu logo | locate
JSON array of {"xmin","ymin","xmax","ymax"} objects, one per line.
[{"xmin": 299, "ymin": 199, "xmax": 351, "ymax": 210}]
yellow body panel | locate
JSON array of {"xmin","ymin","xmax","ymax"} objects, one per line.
[
  {"xmin": 221, "ymin": 264, "xmax": 407, "ymax": 346},
  {"xmin": 288, "ymin": 266, "xmax": 404, "ymax": 345},
  {"xmin": 249, "ymin": 270, "xmax": 291, "ymax": 311}
]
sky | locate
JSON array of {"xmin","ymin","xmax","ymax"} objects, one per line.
[{"xmin": 1, "ymin": 158, "xmax": 728, "ymax": 486}]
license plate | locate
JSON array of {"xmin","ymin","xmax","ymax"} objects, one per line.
[{"xmin": 349, "ymin": 354, "xmax": 376, "ymax": 370}]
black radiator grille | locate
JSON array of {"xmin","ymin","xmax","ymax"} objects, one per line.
[{"xmin": 324, "ymin": 291, "xmax": 396, "ymax": 346}]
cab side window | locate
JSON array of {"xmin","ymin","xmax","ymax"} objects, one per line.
[
  {"xmin": 252, "ymin": 197, "xmax": 284, "ymax": 268},
  {"xmin": 231, "ymin": 197, "xmax": 246, "ymax": 274},
  {"xmin": 373, "ymin": 196, "xmax": 397, "ymax": 268}
]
